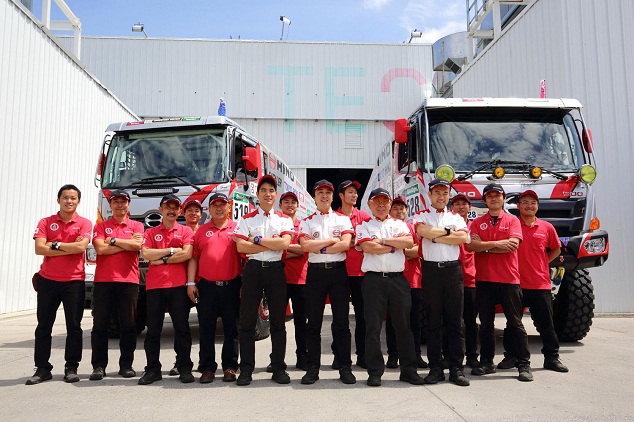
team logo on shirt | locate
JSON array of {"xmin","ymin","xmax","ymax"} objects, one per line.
[
  {"xmin": 154, "ymin": 234, "xmax": 163, "ymax": 241},
  {"xmin": 34, "ymin": 228, "xmax": 39, "ymax": 234},
  {"xmin": 332, "ymin": 230, "xmax": 341, "ymax": 236},
  {"xmin": 272, "ymin": 234, "xmax": 280, "ymax": 238},
  {"xmin": 105, "ymin": 228, "xmax": 113, "ymax": 235},
  {"xmin": 313, "ymin": 232, "xmax": 320, "ymax": 238},
  {"xmin": 480, "ymin": 223, "xmax": 488, "ymax": 230},
  {"xmin": 206, "ymin": 231, "xmax": 214, "ymax": 237},
  {"xmin": 50, "ymin": 223, "xmax": 59, "ymax": 231}
]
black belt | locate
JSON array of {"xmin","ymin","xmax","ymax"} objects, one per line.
[
  {"xmin": 248, "ymin": 259, "xmax": 284, "ymax": 268},
  {"xmin": 201, "ymin": 279, "xmax": 232, "ymax": 287},
  {"xmin": 308, "ymin": 261, "xmax": 345, "ymax": 269},
  {"xmin": 366, "ymin": 271, "xmax": 401, "ymax": 278},
  {"xmin": 422, "ymin": 260, "xmax": 460, "ymax": 268}
]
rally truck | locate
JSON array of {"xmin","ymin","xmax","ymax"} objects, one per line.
[
  {"xmin": 85, "ymin": 116, "xmax": 315, "ymax": 336},
  {"xmin": 363, "ymin": 98, "xmax": 609, "ymax": 341}
]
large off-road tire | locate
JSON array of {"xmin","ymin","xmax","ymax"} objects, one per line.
[{"xmin": 553, "ymin": 269, "xmax": 594, "ymax": 342}]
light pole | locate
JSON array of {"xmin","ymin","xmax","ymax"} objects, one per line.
[
  {"xmin": 408, "ymin": 29, "xmax": 422, "ymax": 43},
  {"xmin": 132, "ymin": 23, "xmax": 148, "ymax": 38},
  {"xmin": 280, "ymin": 16, "xmax": 291, "ymax": 41}
]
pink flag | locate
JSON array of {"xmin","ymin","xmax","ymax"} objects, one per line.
[{"xmin": 540, "ymin": 80, "xmax": 546, "ymax": 98}]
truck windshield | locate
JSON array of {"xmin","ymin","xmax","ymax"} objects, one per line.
[
  {"xmin": 426, "ymin": 107, "xmax": 583, "ymax": 173},
  {"xmin": 102, "ymin": 128, "xmax": 228, "ymax": 188}
]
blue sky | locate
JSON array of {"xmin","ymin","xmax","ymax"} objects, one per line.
[{"xmin": 36, "ymin": 0, "xmax": 466, "ymax": 43}]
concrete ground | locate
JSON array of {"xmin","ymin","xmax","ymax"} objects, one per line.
[{"xmin": 1, "ymin": 309, "xmax": 633, "ymax": 422}]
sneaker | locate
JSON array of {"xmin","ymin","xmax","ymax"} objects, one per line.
[
  {"xmin": 367, "ymin": 374, "xmax": 382, "ymax": 387},
  {"xmin": 544, "ymin": 358, "xmax": 569, "ymax": 373},
  {"xmin": 25, "ymin": 368, "xmax": 52, "ymax": 385},
  {"xmin": 356, "ymin": 356, "xmax": 368, "ymax": 369},
  {"xmin": 339, "ymin": 367, "xmax": 356, "ymax": 384},
  {"xmin": 449, "ymin": 368, "xmax": 470, "ymax": 386},
  {"xmin": 301, "ymin": 368, "xmax": 319, "ymax": 385},
  {"xmin": 89, "ymin": 367, "xmax": 105, "ymax": 381},
  {"xmin": 471, "ymin": 362, "xmax": 496, "ymax": 376},
  {"xmin": 64, "ymin": 368, "xmax": 80, "ymax": 383},
  {"xmin": 416, "ymin": 355, "xmax": 429, "ymax": 369},
  {"xmin": 223, "ymin": 369, "xmax": 237, "ymax": 382},
  {"xmin": 399, "ymin": 371, "xmax": 425, "ymax": 385},
  {"xmin": 497, "ymin": 355, "xmax": 517, "ymax": 370},
  {"xmin": 118, "ymin": 368, "xmax": 136, "ymax": 378},
  {"xmin": 138, "ymin": 371, "xmax": 162, "ymax": 385},
  {"xmin": 236, "ymin": 370, "xmax": 253, "ymax": 386},
  {"xmin": 424, "ymin": 367, "xmax": 445, "ymax": 384},
  {"xmin": 168, "ymin": 365, "xmax": 179, "ymax": 376},
  {"xmin": 272, "ymin": 370, "xmax": 291, "ymax": 384},
  {"xmin": 179, "ymin": 371, "xmax": 195, "ymax": 383},
  {"xmin": 466, "ymin": 357, "xmax": 480, "ymax": 369},
  {"xmin": 518, "ymin": 364, "xmax": 534, "ymax": 382},
  {"xmin": 386, "ymin": 356, "xmax": 398, "ymax": 369},
  {"xmin": 331, "ymin": 358, "xmax": 342, "ymax": 370},
  {"xmin": 296, "ymin": 355, "xmax": 308, "ymax": 371}
]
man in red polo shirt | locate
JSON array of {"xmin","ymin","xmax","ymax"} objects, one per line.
[
  {"xmin": 467, "ymin": 183, "xmax": 533, "ymax": 382},
  {"xmin": 450, "ymin": 193, "xmax": 479, "ymax": 369},
  {"xmin": 89, "ymin": 190, "xmax": 144, "ymax": 381},
  {"xmin": 139, "ymin": 194, "xmax": 194, "ymax": 385},
  {"xmin": 28, "ymin": 184, "xmax": 92, "ymax": 385},
  {"xmin": 187, "ymin": 192, "xmax": 242, "ymax": 383},
  {"xmin": 498, "ymin": 190, "xmax": 568, "ymax": 373}
]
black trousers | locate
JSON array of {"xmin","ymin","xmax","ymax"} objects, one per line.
[
  {"xmin": 287, "ymin": 284, "xmax": 307, "ymax": 359},
  {"xmin": 363, "ymin": 272, "xmax": 416, "ymax": 377},
  {"xmin": 386, "ymin": 287, "xmax": 423, "ymax": 358},
  {"xmin": 34, "ymin": 277, "xmax": 84, "ymax": 371},
  {"xmin": 477, "ymin": 281, "xmax": 530, "ymax": 366},
  {"xmin": 305, "ymin": 265, "xmax": 352, "ymax": 369},
  {"xmin": 197, "ymin": 277, "xmax": 241, "ymax": 372},
  {"xmin": 331, "ymin": 275, "xmax": 365, "ymax": 362},
  {"xmin": 240, "ymin": 261, "xmax": 287, "ymax": 373},
  {"xmin": 502, "ymin": 289, "xmax": 560, "ymax": 360},
  {"xmin": 144, "ymin": 286, "xmax": 193, "ymax": 373},
  {"xmin": 464, "ymin": 287, "xmax": 479, "ymax": 360},
  {"xmin": 91, "ymin": 282, "xmax": 139, "ymax": 370},
  {"xmin": 422, "ymin": 265, "xmax": 465, "ymax": 369}
]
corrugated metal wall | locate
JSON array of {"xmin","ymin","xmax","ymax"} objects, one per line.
[
  {"xmin": 0, "ymin": 0, "xmax": 137, "ymax": 314},
  {"xmin": 451, "ymin": 0, "xmax": 634, "ymax": 312},
  {"xmin": 62, "ymin": 37, "xmax": 433, "ymax": 168}
]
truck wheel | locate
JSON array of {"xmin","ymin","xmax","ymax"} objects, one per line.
[
  {"xmin": 254, "ymin": 294, "xmax": 271, "ymax": 341},
  {"xmin": 553, "ymin": 269, "xmax": 595, "ymax": 342}
]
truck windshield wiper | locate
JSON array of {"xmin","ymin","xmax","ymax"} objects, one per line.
[
  {"xmin": 129, "ymin": 175, "xmax": 202, "ymax": 191},
  {"xmin": 458, "ymin": 160, "xmax": 529, "ymax": 181}
]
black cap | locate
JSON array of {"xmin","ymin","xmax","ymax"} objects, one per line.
[
  {"xmin": 391, "ymin": 196, "xmax": 407, "ymax": 207},
  {"xmin": 483, "ymin": 183, "xmax": 505, "ymax": 197},
  {"xmin": 428, "ymin": 178, "xmax": 451, "ymax": 191},
  {"xmin": 183, "ymin": 199, "xmax": 203, "ymax": 210},
  {"xmin": 109, "ymin": 190, "xmax": 130, "ymax": 202},
  {"xmin": 257, "ymin": 175, "xmax": 277, "ymax": 190},
  {"xmin": 160, "ymin": 194, "xmax": 181, "ymax": 206},
  {"xmin": 313, "ymin": 179, "xmax": 334, "ymax": 192},
  {"xmin": 208, "ymin": 192, "xmax": 229, "ymax": 204},
  {"xmin": 369, "ymin": 188, "xmax": 391, "ymax": 201},
  {"xmin": 337, "ymin": 180, "xmax": 361, "ymax": 194},
  {"xmin": 450, "ymin": 193, "xmax": 471, "ymax": 205}
]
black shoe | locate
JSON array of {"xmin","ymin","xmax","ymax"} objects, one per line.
[
  {"xmin": 355, "ymin": 356, "xmax": 368, "ymax": 369},
  {"xmin": 236, "ymin": 370, "xmax": 253, "ymax": 386},
  {"xmin": 416, "ymin": 355, "xmax": 429, "ymax": 369},
  {"xmin": 266, "ymin": 363, "xmax": 274, "ymax": 373},
  {"xmin": 25, "ymin": 368, "xmax": 52, "ymax": 385},
  {"xmin": 518, "ymin": 364, "xmax": 534, "ymax": 382},
  {"xmin": 272, "ymin": 370, "xmax": 291, "ymax": 384},
  {"xmin": 295, "ymin": 355, "xmax": 308, "ymax": 371},
  {"xmin": 64, "ymin": 368, "xmax": 80, "ymax": 383},
  {"xmin": 497, "ymin": 355, "xmax": 517, "ymax": 370},
  {"xmin": 89, "ymin": 367, "xmax": 105, "ymax": 381},
  {"xmin": 449, "ymin": 368, "xmax": 470, "ymax": 386},
  {"xmin": 331, "ymin": 358, "xmax": 342, "ymax": 370},
  {"xmin": 168, "ymin": 365, "xmax": 179, "ymax": 376},
  {"xmin": 118, "ymin": 368, "xmax": 136, "ymax": 378},
  {"xmin": 466, "ymin": 357, "xmax": 480, "ymax": 369},
  {"xmin": 179, "ymin": 371, "xmax": 195, "ymax": 383},
  {"xmin": 544, "ymin": 358, "xmax": 569, "ymax": 373},
  {"xmin": 138, "ymin": 371, "xmax": 162, "ymax": 385},
  {"xmin": 339, "ymin": 367, "xmax": 356, "ymax": 384},
  {"xmin": 471, "ymin": 362, "xmax": 496, "ymax": 376},
  {"xmin": 424, "ymin": 367, "xmax": 445, "ymax": 384},
  {"xmin": 301, "ymin": 368, "xmax": 319, "ymax": 385},
  {"xmin": 367, "ymin": 374, "xmax": 381, "ymax": 387},
  {"xmin": 386, "ymin": 356, "xmax": 398, "ymax": 369},
  {"xmin": 400, "ymin": 371, "xmax": 425, "ymax": 385}
]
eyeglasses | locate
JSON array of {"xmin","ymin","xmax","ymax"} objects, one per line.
[{"xmin": 371, "ymin": 198, "xmax": 391, "ymax": 205}]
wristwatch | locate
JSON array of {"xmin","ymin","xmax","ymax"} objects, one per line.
[
  {"xmin": 444, "ymin": 227, "xmax": 452, "ymax": 236},
  {"xmin": 51, "ymin": 241, "xmax": 61, "ymax": 250},
  {"xmin": 110, "ymin": 238, "xmax": 117, "ymax": 246},
  {"xmin": 169, "ymin": 247, "xmax": 174, "ymax": 256},
  {"xmin": 431, "ymin": 238, "xmax": 436, "ymax": 244},
  {"xmin": 254, "ymin": 236, "xmax": 262, "ymax": 245},
  {"xmin": 162, "ymin": 256, "xmax": 169, "ymax": 265},
  {"xmin": 320, "ymin": 247, "xmax": 327, "ymax": 254},
  {"xmin": 390, "ymin": 246, "xmax": 396, "ymax": 254}
]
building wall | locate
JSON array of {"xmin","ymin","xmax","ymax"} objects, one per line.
[
  {"xmin": 0, "ymin": 0, "xmax": 137, "ymax": 313},
  {"xmin": 451, "ymin": 0, "xmax": 634, "ymax": 312}
]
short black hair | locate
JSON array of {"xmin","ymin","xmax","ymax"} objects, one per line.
[{"xmin": 57, "ymin": 184, "xmax": 81, "ymax": 200}]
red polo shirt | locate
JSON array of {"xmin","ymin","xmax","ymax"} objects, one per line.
[
  {"xmin": 460, "ymin": 220, "xmax": 476, "ymax": 288},
  {"xmin": 33, "ymin": 213, "xmax": 92, "ymax": 282},
  {"xmin": 404, "ymin": 222, "xmax": 422, "ymax": 289},
  {"xmin": 469, "ymin": 210, "xmax": 523, "ymax": 284},
  {"xmin": 93, "ymin": 217, "xmax": 144, "ymax": 283},
  {"xmin": 518, "ymin": 218, "xmax": 561, "ymax": 290},
  {"xmin": 143, "ymin": 223, "xmax": 194, "ymax": 290},
  {"xmin": 192, "ymin": 220, "xmax": 241, "ymax": 282},
  {"xmin": 337, "ymin": 207, "xmax": 371, "ymax": 277},
  {"xmin": 283, "ymin": 218, "xmax": 308, "ymax": 285}
]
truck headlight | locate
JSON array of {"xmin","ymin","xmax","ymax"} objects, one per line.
[
  {"xmin": 583, "ymin": 237, "xmax": 606, "ymax": 253},
  {"xmin": 579, "ymin": 164, "xmax": 597, "ymax": 184},
  {"xmin": 435, "ymin": 165, "xmax": 455, "ymax": 182}
]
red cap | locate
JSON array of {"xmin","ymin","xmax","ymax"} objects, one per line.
[
  {"xmin": 451, "ymin": 193, "xmax": 471, "ymax": 205},
  {"xmin": 257, "ymin": 175, "xmax": 277, "ymax": 190},
  {"xmin": 519, "ymin": 190, "xmax": 539, "ymax": 201},
  {"xmin": 391, "ymin": 196, "xmax": 407, "ymax": 207},
  {"xmin": 313, "ymin": 179, "xmax": 334, "ymax": 192},
  {"xmin": 279, "ymin": 191, "xmax": 298, "ymax": 203},
  {"xmin": 183, "ymin": 199, "xmax": 203, "ymax": 211}
]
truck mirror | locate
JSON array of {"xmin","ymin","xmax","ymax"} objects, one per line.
[
  {"xmin": 96, "ymin": 153, "xmax": 105, "ymax": 176},
  {"xmin": 242, "ymin": 147, "xmax": 259, "ymax": 171},
  {"xmin": 394, "ymin": 118, "xmax": 411, "ymax": 144},
  {"xmin": 582, "ymin": 129, "xmax": 594, "ymax": 153}
]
